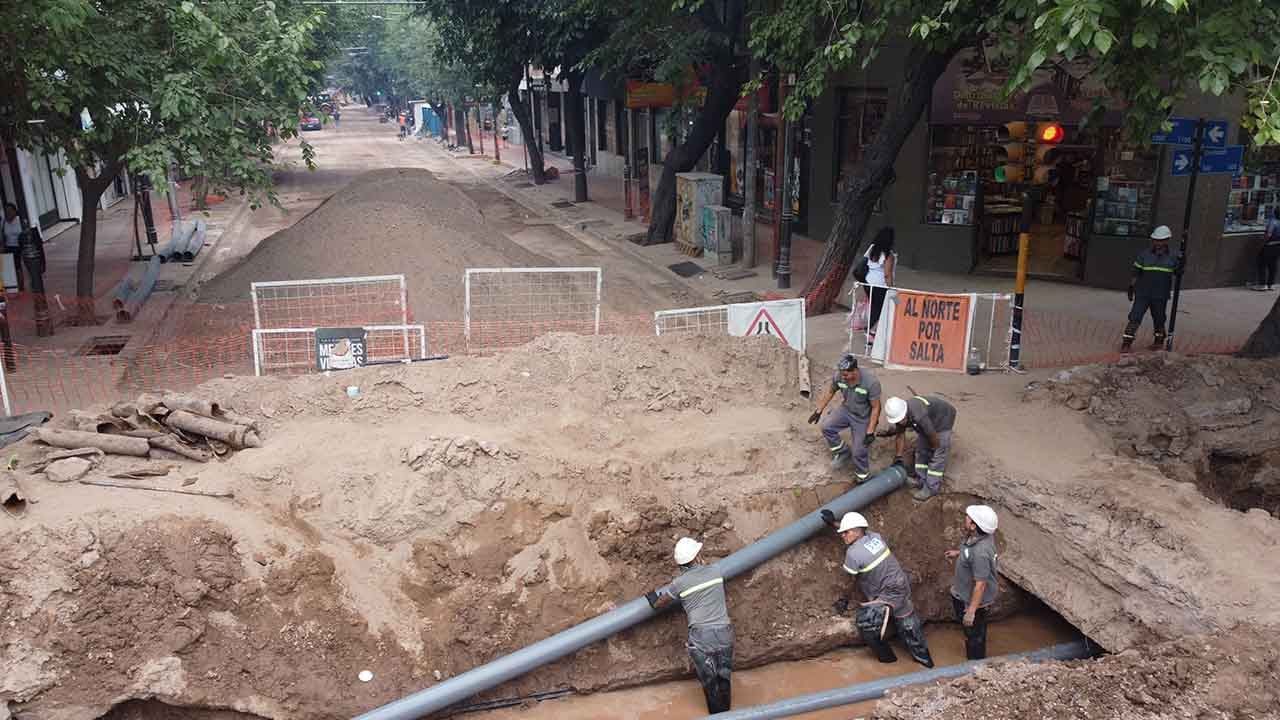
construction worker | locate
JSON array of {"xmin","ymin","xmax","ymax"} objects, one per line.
[
  {"xmin": 821, "ymin": 510, "xmax": 933, "ymax": 667},
  {"xmin": 881, "ymin": 394, "xmax": 956, "ymax": 501},
  {"xmin": 808, "ymin": 354, "xmax": 882, "ymax": 482},
  {"xmin": 1123, "ymin": 225, "xmax": 1183, "ymax": 352},
  {"xmin": 946, "ymin": 505, "xmax": 999, "ymax": 660},
  {"xmin": 646, "ymin": 537, "xmax": 733, "ymax": 714}
]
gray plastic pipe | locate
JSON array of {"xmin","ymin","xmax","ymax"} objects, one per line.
[
  {"xmin": 703, "ymin": 640, "xmax": 1094, "ymax": 720},
  {"xmin": 353, "ymin": 466, "xmax": 907, "ymax": 720}
]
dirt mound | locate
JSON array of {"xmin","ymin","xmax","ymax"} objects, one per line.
[
  {"xmin": 876, "ymin": 632, "xmax": 1280, "ymax": 720},
  {"xmin": 1, "ymin": 334, "xmax": 1016, "ymax": 720},
  {"xmin": 1038, "ymin": 353, "xmax": 1280, "ymax": 514},
  {"xmin": 195, "ymin": 168, "xmax": 546, "ymax": 321}
]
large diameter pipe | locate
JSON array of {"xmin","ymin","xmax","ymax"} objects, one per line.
[
  {"xmin": 704, "ymin": 640, "xmax": 1094, "ymax": 720},
  {"xmin": 354, "ymin": 466, "xmax": 907, "ymax": 720}
]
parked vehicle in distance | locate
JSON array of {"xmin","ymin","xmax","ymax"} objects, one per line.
[{"xmin": 301, "ymin": 115, "xmax": 323, "ymax": 131}]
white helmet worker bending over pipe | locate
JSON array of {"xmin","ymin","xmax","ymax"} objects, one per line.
[
  {"xmin": 644, "ymin": 537, "xmax": 735, "ymax": 713},
  {"xmin": 877, "ymin": 394, "xmax": 958, "ymax": 502}
]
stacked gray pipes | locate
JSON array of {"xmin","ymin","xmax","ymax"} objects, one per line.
[{"xmin": 353, "ymin": 465, "xmax": 908, "ymax": 720}]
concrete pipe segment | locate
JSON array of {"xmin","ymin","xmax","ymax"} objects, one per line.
[
  {"xmin": 701, "ymin": 640, "xmax": 1094, "ymax": 719},
  {"xmin": 352, "ymin": 466, "xmax": 908, "ymax": 720}
]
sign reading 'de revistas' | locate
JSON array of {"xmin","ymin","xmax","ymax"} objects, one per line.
[{"xmin": 888, "ymin": 292, "xmax": 970, "ymax": 371}]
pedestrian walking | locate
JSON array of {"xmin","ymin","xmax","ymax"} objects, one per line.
[
  {"xmin": 946, "ymin": 505, "xmax": 999, "ymax": 660},
  {"xmin": 1122, "ymin": 225, "xmax": 1182, "ymax": 352},
  {"xmin": 821, "ymin": 510, "xmax": 933, "ymax": 667},
  {"xmin": 332, "ymin": 108, "xmax": 341, "ymax": 128},
  {"xmin": 808, "ymin": 354, "xmax": 882, "ymax": 483},
  {"xmin": 398, "ymin": 112, "xmax": 407, "ymax": 141},
  {"xmin": 646, "ymin": 537, "xmax": 734, "ymax": 714},
  {"xmin": 1256, "ymin": 209, "xmax": 1280, "ymax": 291},
  {"xmin": 860, "ymin": 227, "xmax": 897, "ymax": 343},
  {"xmin": 879, "ymin": 394, "xmax": 956, "ymax": 501},
  {"xmin": 4, "ymin": 203, "xmax": 26, "ymax": 290}
]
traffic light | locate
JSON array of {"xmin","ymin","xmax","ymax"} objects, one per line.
[
  {"xmin": 1032, "ymin": 123, "xmax": 1068, "ymax": 184},
  {"xmin": 992, "ymin": 122, "xmax": 1027, "ymax": 183}
]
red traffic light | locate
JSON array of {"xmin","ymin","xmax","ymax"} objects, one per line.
[{"xmin": 1037, "ymin": 123, "xmax": 1064, "ymax": 144}]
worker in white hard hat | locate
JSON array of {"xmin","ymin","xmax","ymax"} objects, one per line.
[
  {"xmin": 645, "ymin": 537, "xmax": 734, "ymax": 713},
  {"xmin": 945, "ymin": 505, "xmax": 1000, "ymax": 659},
  {"xmin": 809, "ymin": 354, "xmax": 882, "ymax": 482},
  {"xmin": 820, "ymin": 509, "xmax": 933, "ymax": 667},
  {"xmin": 878, "ymin": 394, "xmax": 957, "ymax": 501},
  {"xmin": 1123, "ymin": 225, "xmax": 1183, "ymax": 352}
]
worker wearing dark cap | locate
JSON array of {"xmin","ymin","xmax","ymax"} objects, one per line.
[{"xmin": 808, "ymin": 354, "xmax": 882, "ymax": 482}]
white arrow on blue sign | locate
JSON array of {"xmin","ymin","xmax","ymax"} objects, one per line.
[
  {"xmin": 1151, "ymin": 117, "xmax": 1230, "ymax": 147},
  {"xmin": 1171, "ymin": 145, "xmax": 1244, "ymax": 176}
]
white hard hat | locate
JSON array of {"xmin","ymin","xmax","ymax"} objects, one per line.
[
  {"xmin": 837, "ymin": 512, "xmax": 869, "ymax": 533},
  {"xmin": 1150, "ymin": 225, "xmax": 1172, "ymax": 240},
  {"xmin": 885, "ymin": 396, "xmax": 908, "ymax": 425},
  {"xmin": 674, "ymin": 537, "xmax": 703, "ymax": 565},
  {"xmin": 965, "ymin": 505, "xmax": 998, "ymax": 534}
]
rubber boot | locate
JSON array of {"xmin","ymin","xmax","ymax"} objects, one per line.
[
  {"xmin": 1149, "ymin": 331, "xmax": 1166, "ymax": 351},
  {"xmin": 895, "ymin": 615, "xmax": 934, "ymax": 668},
  {"xmin": 905, "ymin": 473, "xmax": 923, "ymax": 490},
  {"xmin": 1120, "ymin": 337, "xmax": 1134, "ymax": 354},
  {"xmin": 911, "ymin": 486, "xmax": 938, "ymax": 502},
  {"xmin": 830, "ymin": 448, "xmax": 852, "ymax": 470},
  {"xmin": 856, "ymin": 605, "xmax": 898, "ymax": 663}
]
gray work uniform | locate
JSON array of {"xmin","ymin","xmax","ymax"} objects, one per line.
[
  {"xmin": 663, "ymin": 563, "xmax": 734, "ymax": 713},
  {"xmin": 821, "ymin": 369, "xmax": 882, "ymax": 480},
  {"xmin": 950, "ymin": 533, "xmax": 999, "ymax": 607},
  {"xmin": 842, "ymin": 531, "xmax": 915, "ymax": 618},
  {"xmin": 1124, "ymin": 247, "xmax": 1180, "ymax": 339},
  {"xmin": 906, "ymin": 395, "xmax": 955, "ymax": 492}
]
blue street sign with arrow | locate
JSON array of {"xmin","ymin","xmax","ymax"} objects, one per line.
[
  {"xmin": 1152, "ymin": 117, "xmax": 1229, "ymax": 147},
  {"xmin": 1171, "ymin": 145, "xmax": 1243, "ymax": 176}
]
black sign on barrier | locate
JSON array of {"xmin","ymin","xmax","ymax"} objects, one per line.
[{"xmin": 316, "ymin": 327, "xmax": 367, "ymax": 371}]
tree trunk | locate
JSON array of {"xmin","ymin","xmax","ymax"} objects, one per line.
[
  {"xmin": 509, "ymin": 85, "xmax": 546, "ymax": 184},
  {"xmin": 73, "ymin": 163, "xmax": 120, "ymax": 323},
  {"xmin": 801, "ymin": 44, "xmax": 960, "ymax": 315},
  {"xmin": 644, "ymin": 54, "xmax": 747, "ymax": 245},
  {"xmin": 564, "ymin": 69, "xmax": 589, "ymax": 203},
  {"xmin": 1239, "ymin": 294, "xmax": 1280, "ymax": 357}
]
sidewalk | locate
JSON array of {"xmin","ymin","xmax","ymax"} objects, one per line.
[{"xmin": 421, "ymin": 132, "xmax": 1273, "ymax": 369}]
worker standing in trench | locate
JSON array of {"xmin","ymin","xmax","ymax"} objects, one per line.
[
  {"xmin": 646, "ymin": 537, "xmax": 734, "ymax": 714},
  {"xmin": 946, "ymin": 505, "xmax": 1000, "ymax": 659},
  {"xmin": 808, "ymin": 354, "xmax": 882, "ymax": 483},
  {"xmin": 821, "ymin": 510, "xmax": 934, "ymax": 667},
  {"xmin": 879, "ymin": 394, "xmax": 957, "ymax": 501}
]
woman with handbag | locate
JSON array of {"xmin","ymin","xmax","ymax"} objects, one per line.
[{"xmin": 854, "ymin": 227, "xmax": 896, "ymax": 343}]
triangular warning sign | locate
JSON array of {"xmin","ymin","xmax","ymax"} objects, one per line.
[{"xmin": 747, "ymin": 307, "xmax": 789, "ymax": 346}]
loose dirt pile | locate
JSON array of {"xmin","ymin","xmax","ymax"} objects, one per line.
[
  {"xmin": 195, "ymin": 168, "xmax": 546, "ymax": 321},
  {"xmin": 0, "ymin": 335, "xmax": 1016, "ymax": 720},
  {"xmin": 877, "ymin": 632, "xmax": 1280, "ymax": 720}
]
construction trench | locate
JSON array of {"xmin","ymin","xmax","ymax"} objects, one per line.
[{"xmin": 1, "ymin": 332, "xmax": 1278, "ymax": 720}]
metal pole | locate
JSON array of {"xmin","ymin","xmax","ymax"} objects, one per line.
[
  {"xmin": 353, "ymin": 466, "xmax": 907, "ymax": 720},
  {"xmin": 698, "ymin": 640, "xmax": 1094, "ymax": 720},
  {"xmin": 770, "ymin": 76, "xmax": 787, "ymax": 278},
  {"xmin": 776, "ymin": 77, "xmax": 796, "ymax": 289},
  {"xmin": 1166, "ymin": 118, "xmax": 1203, "ymax": 351},
  {"xmin": 742, "ymin": 59, "xmax": 759, "ymax": 268},
  {"xmin": 1008, "ymin": 192, "xmax": 1034, "ymax": 370}
]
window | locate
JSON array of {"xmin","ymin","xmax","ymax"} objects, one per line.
[{"xmin": 833, "ymin": 89, "xmax": 888, "ymax": 202}]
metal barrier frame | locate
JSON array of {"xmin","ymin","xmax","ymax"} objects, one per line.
[
  {"xmin": 251, "ymin": 323, "xmax": 427, "ymax": 377},
  {"xmin": 463, "ymin": 267, "xmax": 602, "ymax": 345},
  {"xmin": 654, "ymin": 298, "xmax": 807, "ymax": 352},
  {"xmin": 250, "ymin": 274, "xmax": 411, "ymax": 360}
]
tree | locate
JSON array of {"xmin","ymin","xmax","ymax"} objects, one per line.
[
  {"xmin": 1, "ymin": 0, "xmax": 326, "ymax": 320},
  {"xmin": 588, "ymin": 0, "xmax": 750, "ymax": 244},
  {"xmin": 749, "ymin": 0, "xmax": 1280, "ymax": 322}
]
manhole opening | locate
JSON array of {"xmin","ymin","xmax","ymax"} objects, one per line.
[
  {"xmin": 80, "ymin": 335, "xmax": 131, "ymax": 356},
  {"xmin": 550, "ymin": 200, "xmax": 575, "ymax": 208}
]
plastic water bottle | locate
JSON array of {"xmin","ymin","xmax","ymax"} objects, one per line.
[{"xmin": 967, "ymin": 347, "xmax": 982, "ymax": 376}]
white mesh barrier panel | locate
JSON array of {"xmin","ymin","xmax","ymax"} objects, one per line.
[{"xmin": 464, "ymin": 267, "xmax": 602, "ymax": 350}]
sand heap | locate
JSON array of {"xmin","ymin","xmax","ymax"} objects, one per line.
[{"xmin": 196, "ymin": 168, "xmax": 546, "ymax": 321}]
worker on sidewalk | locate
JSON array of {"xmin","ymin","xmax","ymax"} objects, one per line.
[
  {"xmin": 646, "ymin": 537, "xmax": 734, "ymax": 714},
  {"xmin": 808, "ymin": 354, "xmax": 882, "ymax": 482},
  {"xmin": 880, "ymin": 394, "xmax": 956, "ymax": 501},
  {"xmin": 946, "ymin": 505, "xmax": 999, "ymax": 660},
  {"xmin": 1122, "ymin": 225, "xmax": 1183, "ymax": 352},
  {"xmin": 822, "ymin": 510, "xmax": 933, "ymax": 667}
]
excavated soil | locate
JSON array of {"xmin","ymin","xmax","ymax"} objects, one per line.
[
  {"xmin": 0, "ymin": 335, "xmax": 1022, "ymax": 720},
  {"xmin": 195, "ymin": 168, "xmax": 547, "ymax": 322},
  {"xmin": 6, "ymin": 339, "xmax": 1280, "ymax": 720}
]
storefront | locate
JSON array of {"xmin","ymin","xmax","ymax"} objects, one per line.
[
  {"xmin": 806, "ymin": 43, "xmax": 1253, "ymax": 290},
  {"xmin": 724, "ymin": 78, "xmax": 811, "ymax": 233}
]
